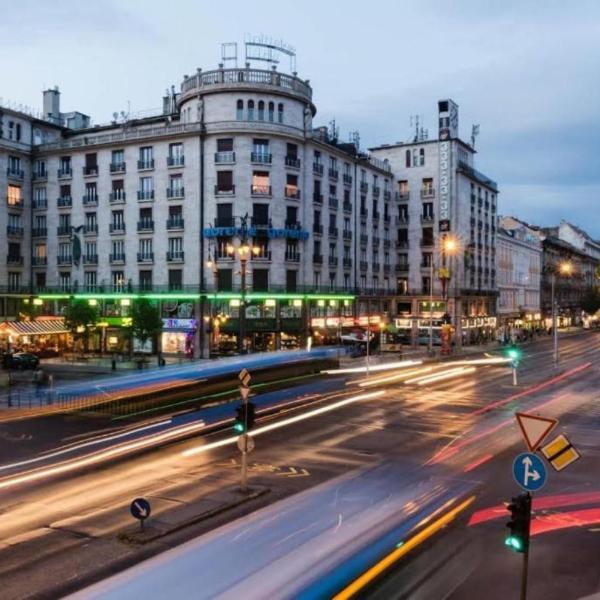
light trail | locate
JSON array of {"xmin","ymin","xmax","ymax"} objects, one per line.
[
  {"xmin": 357, "ymin": 367, "xmax": 434, "ymax": 387},
  {"xmin": 404, "ymin": 366, "xmax": 476, "ymax": 386},
  {"xmin": 445, "ymin": 357, "xmax": 511, "ymax": 366},
  {"xmin": 323, "ymin": 360, "xmax": 423, "ymax": 375},
  {"xmin": 182, "ymin": 390, "xmax": 385, "ymax": 457},
  {"xmin": 463, "ymin": 453, "xmax": 494, "ymax": 473},
  {"xmin": 332, "ymin": 495, "xmax": 476, "ymax": 599}
]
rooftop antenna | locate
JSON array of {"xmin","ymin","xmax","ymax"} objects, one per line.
[
  {"xmin": 329, "ymin": 118, "xmax": 339, "ymax": 142},
  {"xmin": 349, "ymin": 130, "xmax": 360, "ymax": 150},
  {"xmin": 222, "ymin": 42, "xmax": 238, "ymax": 67},
  {"xmin": 471, "ymin": 124, "xmax": 480, "ymax": 148}
]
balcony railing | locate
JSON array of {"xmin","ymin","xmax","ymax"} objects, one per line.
[
  {"xmin": 58, "ymin": 167, "xmax": 72, "ymax": 179},
  {"xmin": 7, "ymin": 198, "xmax": 24, "ymax": 209},
  {"xmin": 167, "ymin": 156, "xmax": 185, "ymax": 167},
  {"xmin": 328, "ymin": 196, "xmax": 338, "ymax": 209},
  {"xmin": 33, "ymin": 170, "xmax": 47, "ymax": 180},
  {"xmin": 167, "ymin": 218, "xmax": 185, "ymax": 230},
  {"xmin": 420, "ymin": 188, "xmax": 435, "ymax": 198},
  {"xmin": 285, "ymin": 156, "xmax": 301, "ymax": 169},
  {"xmin": 328, "ymin": 226, "xmax": 339, "ymax": 237},
  {"xmin": 383, "ymin": 190, "xmax": 391, "ymax": 201},
  {"xmin": 7, "ymin": 167, "xmax": 24, "ymax": 180},
  {"xmin": 420, "ymin": 238, "xmax": 434, "ymax": 247},
  {"xmin": 57, "ymin": 226, "xmax": 71, "ymax": 236},
  {"xmin": 342, "ymin": 230, "xmax": 352, "ymax": 240},
  {"xmin": 328, "ymin": 168, "xmax": 339, "ymax": 180},
  {"xmin": 360, "ymin": 233, "xmax": 368, "ymax": 244},
  {"xmin": 109, "ymin": 191, "xmax": 126, "ymax": 203},
  {"xmin": 360, "ymin": 261, "xmax": 368, "ymax": 271},
  {"xmin": 373, "ymin": 236, "xmax": 381, "ymax": 246},
  {"xmin": 110, "ymin": 162, "xmax": 126, "ymax": 173},
  {"xmin": 251, "ymin": 250, "xmax": 272, "ymax": 261},
  {"xmin": 7, "ymin": 255, "xmax": 24, "ymax": 265},
  {"xmin": 313, "ymin": 223, "xmax": 323, "ymax": 235},
  {"xmin": 167, "ymin": 251, "xmax": 185, "ymax": 262},
  {"xmin": 328, "ymin": 256, "xmax": 339, "ymax": 267},
  {"xmin": 420, "ymin": 214, "xmax": 434, "ymax": 223},
  {"xmin": 137, "ymin": 253, "xmax": 154, "ymax": 263},
  {"xmin": 110, "ymin": 253, "xmax": 126, "ymax": 264},
  {"xmin": 83, "ymin": 254, "xmax": 98, "ymax": 265},
  {"xmin": 83, "ymin": 224, "xmax": 98, "ymax": 235},
  {"xmin": 396, "ymin": 191, "xmax": 409, "ymax": 201},
  {"xmin": 313, "ymin": 254, "xmax": 323, "ymax": 264},
  {"xmin": 285, "ymin": 252, "xmax": 301, "ymax": 262},
  {"xmin": 396, "ymin": 240, "xmax": 409, "ymax": 248},
  {"xmin": 373, "ymin": 262, "xmax": 381, "ymax": 271},
  {"xmin": 137, "ymin": 220, "xmax": 154, "ymax": 232},
  {"xmin": 313, "ymin": 192, "xmax": 323, "ymax": 204},
  {"xmin": 285, "ymin": 186, "xmax": 301, "ymax": 200},
  {"xmin": 167, "ymin": 187, "xmax": 185, "ymax": 199},
  {"xmin": 373, "ymin": 186, "xmax": 381, "ymax": 197},
  {"xmin": 343, "ymin": 257, "xmax": 352, "ymax": 268},
  {"xmin": 214, "ymin": 185, "xmax": 235, "ymax": 196},
  {"xmin": 57, "ymin": 255, "xmax": 72, "ymax": 265},
  {"xmin": 343, "ymin": 201, "xmax": 352, "ymax": 213},
  {"xmin": 6, "ymin": 225, "xmax": 23, "ymax": 236},
  {"xmin": 313, "ymin": 162, "xmax": 324, "ymax": 175},
  {"xmin": 251, "ymin": 185, "xmax": 271, "ymax": 196},
  {"xmin": 32, "ymin": 199, "xmax": 47, "ymax": 209},
  {"xmin": 32, "ymin": 228, "xmax": 47, "ymax": 237},
  {"xmin": 82, "ymin": 194, "xmax": 98, "ymax": 206},
  {"xmin": 109, "ymin": 224, "xmax": 126, "ymax": 234},
  {"xmin": 383, "ymin": 264, "xmax": 391, "ymax": 274},
  {"xmin": 373, "ymin": 211, "xmax": 380, "ymax": 220},
  {"xmin": 285, "ymin": 221, "xmax": 301, "ymax": 230},
  {"xmin": 57, "ymin": 196, "xmax": 72, "ymax": 208},
  {"xmin": 32, "ymin": 256, "xmax": 47, "ymax": 266},
  {"xmin": 215, "ymin": 217, "xmax": 235, "ymax": 227},
  {"xmin": 137, "ymin": 190, "xmax": 155, "ymax": 201},
  {"xmin": 83, "ymin": 166, "xmax": 98, "ymax": 176},
  {"xmin": 215, "ymin": 151, "xmax": 236, "ymax": 163},
  {"xmin": 343, "ymin": 174, "xmax": 352, "ymax": 185},
  {"xmin": 251, "ymin": 152, "xmax": 272, "ymax": 164},
  {"xmin": 383, "ymin": 239, "xmax": 391, "ymax": 249},
  {"xmin": 138, "ymin": 159, "xmax": 155, "ymax": 170},
  {"xmin": 395, "ymin": 264, "xmax": 409, "ymax": 273},
  {"xmin": 360, "ymin": 181, "xmax": 368, "ymax": 193},
  {"xmin": 360, "ymin": 208, "xmax": 368, "ymax": 218}
]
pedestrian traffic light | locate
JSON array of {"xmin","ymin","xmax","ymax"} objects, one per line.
[
  {"xmin": 505, "ymin": 493, "xmax": 531, "ymax": 553},
  {"xmin": 233, "ymin": 405, "xmax": 246, "ymax": 433}
]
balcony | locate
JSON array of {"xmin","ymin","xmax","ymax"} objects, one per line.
[
  {"xmin": 83, "ymin": 224, "xmax": 98, "ymax": 235},
  {"xmin": 214, "ymin": 185, "xmax": 235, "ymax": 196},
  {"xmin": 251, "ymin": 152, "xmax": 272, "ymax": 164},
  {"xmin": 383, "ymin": 264, "xmax": 391, "ymax": 274},
  {"xmin": 373, "ymin": 186, "xmax": 381, "ymax": 197},
  {"xmin": 137, "ymin": 252, "xmax": 154, "ymax": 263},
  {"xmin": 343, "ymin": 230, "xmax": 352, "ymax": 240},
  {"xmin": 58, "ymin": 167, "xmax": 72, "ymax": 179},
  {"xmin": 343, "ymin": 257, "xmax": 352, "ymax": 268},
  {"xmin": 420, "ymin": 238, "xmax": 434, "ymax": 247},
  {"xmin": 383, "ymin": 190, "xmax": 391, "ymax": 201},
  {"xmin": 285, "ymin": 251, "xmax": 301, "ymax": 262},
  {"xmin": 396, "ymin": 191, "xmax": 409, "ymax": 201},
  {"xmin": 285, "ymin": 221, "xmax": 301, "ymax": 230},
  {"xmin": 360, "ymin": 181, "xmax": 368, "ymax": 193},
  {"xmin": 215, "ymin": 151, "xmax": 235, "ymax": 163},
  {"xmin": 313, "ymin": 162, "xmax": 324, "ymax": 175},
  {"xmin": 395, "ymin": 264, "xmax": 409, "ymax": 273},
  {"xmin": 110, "ymin": 162, "xmax": 126, "ymax": 174},
  {"xmin": 343, "ymin": 174, "xmax": 352, "ymax": 186},
  {"xmin": 251, "ymin": 217, "xmax": 270, "ymax": 229},
  {"xmin": 137, "ymin": 220, "xmax": 154, "ymax": 232},
  {"xmin": 420, "ymin": 214, "xmax": 434, "ymax": 223},
  {"xmin": 313, "ymin": 253, "xmax": 323, "ymax": 264},
  {"xmin": 167, "ymin": 155, "xmax": 185, "ymax": 167},
  {"xmin": 82, "ymin": 194, "xmax": 98, "ymax": 206},
  {"xmin": 167, "ymin": 251, "xmax": 185, "ymax": 262},
  {"xmin": 313, "ymin": 223, "xmax": 323, "ymax": 235},
  {"xmin": 373, "ymin": 262, "xmax": 381, "ymax": 271},
  {"xmin": 83, "ymin": 166, "xmax": 98, "ymax": 177},
  {"xmin": 32, "ymin": 256, "xmax": 47, "ymax": 266},
  {"xmin": 285, "ymin": 156, "xmax": 301, "ymax": 169},
  {"xmin": 110, "ymin": 253, "xmax": 126, "ymax": 264},
  {"xmin": 109, "ymin": 191, "xmax": 126, "ymax": 204},
  {"xmin": 360, "ymin": 208, "xmax": 368, "ymax": 219},
  {"xmin": 251, "ymin": 185, "xmax": 271, "ymax": 196},
  {"xmin": 109, "ymin": 224, "xmax": 126, "ymax": 234},
  {"xmin": 32, "ymin": 227, "xmax": 47, "ymax": 237},
  {"xmin": 328, "ymin": 226, "xmax": 339, "ymax": 238},
  {"xmin": 83, "ymin": 254, "xmax": 98, "ymax": 265},
  {"xmin": 328, "ymin": 168, "xmax": 339, "ymax": 180},
  {"xmin": 343, "ymin": 201, "xmax": 352, "ymax": 213},
  {"xmin": 313, "ymin": 192, "xmax": 323, "ymax": 204},
  {"xmin": 138, "ymin": 159, "xmax": 155, "ymax": 170},
  {"xmin": 285, "ymin": 186, "xmax": 301, "ymax": 200},
  {"xmin": 396, "ymin": 240, "xmax": 409, "ymax": 248},
  {"xmin": 360, "ymin": 233, "xmax": 368, "ymax": 245},
  {"xmin": 137, "ymin": 190, "xmax": 155, "ymax": 201},
  {"xmin": 420, "ymin": 261, "xmax": 434, "ymax": 269},
  {"xmin": 166, "ymin": 217, "xmax": 185, "ymax": 230},
  {"xmin": 215, "ymin": 217, "xmax": 235, "ymax": 227},
  {"xmin": 328, "ymin": 196, "xmax": 338, "ymax": 209},
  {"xmin": 57, "ymin": 255, "xmax": 72, "ymax": 265},
  {"xmin": 383, "ymin": 239, "xmax": 391, "ymax": 249},
  {"xmin": 57, "ymin": 226, "xmax": 71, "ymax": 236},
  {"xmin": 7, "ymin": 198, "xmax": 24, "ymax": 209},
  {"xmin": 373, "ymin": 236, "xmax": 381, "ymax": 246},
  {"xmin": 383, "ymin": 214, "xmax": 391, "ymax": 225},
  {"xmin": 6, "ymin": 225, "xmax": 23, "ymax": 237},
  {"xmin": 57, "ymin": 196, "xmax": 72, "ymax": 208},
  {"xmin": 360, "ymin": 261, "xmax": 368, "ymax": 271},
  {"xmin": 33, "ymin": 170, "xmax": 47, "ymax": 181},
  {"xmin": 373, "ymin": 211, "xmax": 381, "ymax": 221},
  {"xmin": 420, "ymin": 188, "xmax": 435, "ymax": 198},
  {"xmin": 7, "ymin": 167, "xmax": 24, "ymax": 180},
  {"xmin": 7, "ymin": 255, "xmax": 23, "ymax": 265},
  {"xmin": 32, "ymin": 199, "xmax": 47, "ymax": 210},
  {"xmin": 167, "ymin": 187, "xmax": 185, "ymax": 199},
  {"xmin": 328, "ymin": 256, "xmax": 339, "ymax": 267},
  {"xmin": 251, "ymin": 250, "xmax": 272, "ymax": 261}
]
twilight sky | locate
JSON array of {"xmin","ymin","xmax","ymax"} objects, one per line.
[{"xmin": 2, "ymin": 0, "xmax": 599, "ymax": 236}]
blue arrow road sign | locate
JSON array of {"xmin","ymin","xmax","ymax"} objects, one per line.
[
  {"xmin": 130, "ymin": 497, "xmax": 151, "ymax": 520},
  {"xmin": 513, "ymin": 452, "xmax": 547, "ymax": 492}
]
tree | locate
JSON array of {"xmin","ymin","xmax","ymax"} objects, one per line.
[
  {"xmin": 64, "ymin": 300, "xmax": 98, "ymax": 353},
  {"xmin": 17, "ymin": 299, "xmax": 38, "ymax": 322},
  {"xmin": 130, "ymin": 298, "xmax": 162, "ymax": 353},
  {"xmin": 581, "ymin": 287, "xmax": 600, "ymax": 316}
]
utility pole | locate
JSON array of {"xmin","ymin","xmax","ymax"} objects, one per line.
[
  {"xmin": 551, "ymin": 272, "xmax": 558, "ymax": 368},
  {"xmin": 429, "ymin": 255, "xmax": 434, "ymax": 356}
]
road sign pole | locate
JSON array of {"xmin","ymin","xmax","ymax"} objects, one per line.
[
  {"xmin": 513, "ymin": 366, "xmax": 518, "ymax": 386},
  {"xmin": 240, "ymin": 439, "xmax": 248, "ymax": 493},
  {"xmin": 520, "ymin": 492, "xmax": 532, "ymax": 600}
]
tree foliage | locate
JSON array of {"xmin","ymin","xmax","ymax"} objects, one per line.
[
  {"xmin": 130, "ymin": 298, "xmax": 162, "ymax": 349},
  {"xmin": 64, "ymin": 300, "xmax": 98, "ymax": 352},
  {"xmin": 581, "ymin": 287, "xmax": 600, "ymax": 315}
]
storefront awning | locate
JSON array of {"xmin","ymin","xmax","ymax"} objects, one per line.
[{"xmin": 0, "ymin": 319, "xmax": 69, "ymax": 336}]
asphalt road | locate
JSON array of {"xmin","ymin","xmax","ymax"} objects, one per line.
[{"xmin": 0, "ymin": 330, "xmax": 597, "ymax": 599}]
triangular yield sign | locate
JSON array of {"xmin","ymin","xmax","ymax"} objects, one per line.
[
  {"xmin": 515, "ymin": 412, "xmax": 558, "ymax": 452},
  {"xmin": 240, "ymin": 385, "xmax": 250, "ymax": 401}
]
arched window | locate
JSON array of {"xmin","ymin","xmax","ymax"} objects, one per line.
[
  {"xmin": 268, "ymin": 102, "xmax": 275, "ymax": 122},
  {"xmin": 405, "ymin": 150, "xmax": 411, "ymax": 168},
  {"xmin": 236, "ymin": 100, "xmax": 244, "ymax": 121},
  {"xmin": 419, "ymin": 148, "xmax": 425, "ymax": 166},
  {"xmin": 248, "ymin": 100, "xmax": 255, "ymax": 121},
  {"xmin": 277, "ymin": 103, "xmax": 284, "ymax": 123},
  {"xmin": 258, "ymin": 100, "xmax": 265, "ymax": 121}
]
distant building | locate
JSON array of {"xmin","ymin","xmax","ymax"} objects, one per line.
[
  {"xmin": 496, "ymin": 217, "xmax": 542, "ymax": 332},
  {"xmin": 371, "ymin": 100, "xmax": 499, "ymax": 346}
]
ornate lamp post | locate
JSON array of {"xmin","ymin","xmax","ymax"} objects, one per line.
[{"xmin": 552, "ymin": 260, "xmax": 573, "ymax": 367}]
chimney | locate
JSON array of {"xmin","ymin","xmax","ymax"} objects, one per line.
[{"xmin": 43, "ymin": 86, "xmax": 61, "ymax": 124}]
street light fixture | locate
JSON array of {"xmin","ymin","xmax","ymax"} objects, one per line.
[{"xmin": 552, "ymin": 260, "xmax": 574, "ymax": 367}]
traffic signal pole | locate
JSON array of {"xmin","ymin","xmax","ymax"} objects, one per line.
[
  {"xmin": 506, "ymin": 491, "xmax": 532, "ymax": 599},
  {"xmin": 520, "ymin": 492, "xmax": 532, "ymax": 600}
]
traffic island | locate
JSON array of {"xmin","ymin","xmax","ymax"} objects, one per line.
[{"xmin": 118, "ymin": 485, "xmax": 270, "ymax": 546}]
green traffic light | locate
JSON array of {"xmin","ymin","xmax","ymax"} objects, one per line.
[
  {"xmin": 505, "ymin": 536, "xmax": 524, "ymax": 551},
  {"xmin": 233, "ymin": 422, "xmax": 245, "ymax": 433},
  {"xmin": 507, "ymin": 348, "xmax": 521, "ymax": 360}
]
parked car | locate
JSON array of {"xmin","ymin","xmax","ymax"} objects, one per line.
[{"xmin": 8, "ymin": 352, "xmax": 40, "ymax": 370}]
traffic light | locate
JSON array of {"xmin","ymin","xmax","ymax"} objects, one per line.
[
  {"xmin": 505, "ymin": 493, "xmax": 531, "ymax": 553},
  {"xmin": 505, "ymin": 345, "xmax": 522, "ymax": 368},
  {"xmin": 233, "ymin": 402, "xmax": 256, "ymax": 433}
]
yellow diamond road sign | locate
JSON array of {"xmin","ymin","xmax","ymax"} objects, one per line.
[
  {"xmin": 540, "ymin": 434, "xmax": 581, "ymax": 472},
  {"xmin": 239, "ymin": 368, "xmax": 251, "ymax": 387}
]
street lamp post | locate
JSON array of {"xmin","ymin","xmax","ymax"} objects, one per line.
[{"xmin": 552, "ymin": 261, "xmax": 573, "ymax": 368}]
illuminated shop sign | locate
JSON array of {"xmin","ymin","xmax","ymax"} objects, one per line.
[
  {"xmin": 162, "ymin": 318, "xmax": 197, "ymax": 330},
  {"xmin": 439, "ymin": 140, "xmax": 451, "ymax": 227}
]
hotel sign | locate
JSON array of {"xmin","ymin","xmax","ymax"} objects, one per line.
[{"xmin": 439, "ymin": 140, "xmax": 451, "ymax": 229}]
